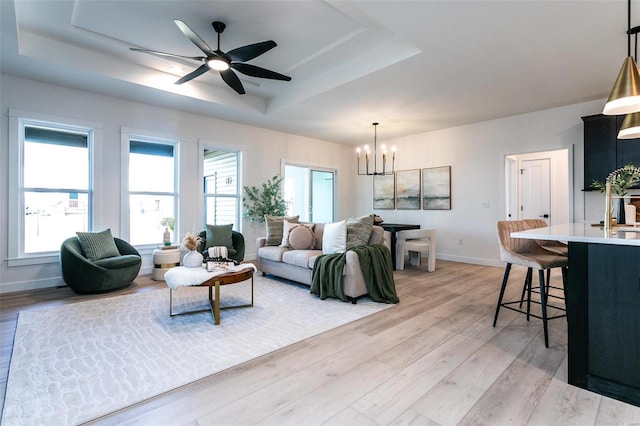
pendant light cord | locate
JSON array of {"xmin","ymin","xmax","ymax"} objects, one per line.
[
  {"xmin": 627, "ymin": 0, "xmax": 640, "ymax": 58},
  {"xmin": 628, "ymin": 0, "xmax": 631, "ymax": 57}
]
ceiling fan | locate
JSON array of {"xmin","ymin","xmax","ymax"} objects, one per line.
[{"xmin": 130, "ymin": 20, "xmax": 291, "ymax": 94}]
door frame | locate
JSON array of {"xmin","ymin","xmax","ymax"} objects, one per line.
[{"xmin": 504, "ymin": 148, "xmax": 573, "ymax": 225}]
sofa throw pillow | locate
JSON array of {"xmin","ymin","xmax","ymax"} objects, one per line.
[
  {"xmin": 280, "ymin": 220, "xmax": 314, "ymax": 248},
  {"xmin": 346, "ymin": 214, "xmax": 375, "ymax": 249},
  {"xmin": 288, "ymin": 225, "xmax": 317, "ymax": 250},
  {"xmin": 322, "ymin": 220, "xmax": 347, "ymax": 254},
  {"xmin": 280, "ymin": 220, "xmax": 297, "ymax": 247},
  {"xmin": 265, "ymin": 215, "xmax": 299, "ymax": 246},
  {"xmin": 76, "ymin": 228, "xmax": 121, "ymax": 261},
  {"xmin": 205, "ymin": 224, "xmax": 234, "ymax": 250}
]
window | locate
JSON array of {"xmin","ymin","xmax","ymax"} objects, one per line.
[
  {"xmin": 128, "ymin": 139, "xmax": 178, "ymax": 245},
  {"xmin": 203, "ymin": 149, "xmax": 240, "ymax": 229},
  {"xmin": 20, "ymin": 122, "xmax": 92, "ymax": 254}
]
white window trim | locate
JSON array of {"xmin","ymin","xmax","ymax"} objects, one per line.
[
  {"xmin": 198, "ymin": 139, "xmax": 243, "ymax": 233},
  {"xmin": 120, "ymin": 127, "xmax": 180, "ymax": 250},
  {"xmin": 7, "ymin": 109, "xmax": 101, "ymax": 267}
]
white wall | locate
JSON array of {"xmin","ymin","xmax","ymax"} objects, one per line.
[
  {"xmin": 0, "ymin": 75, "xmax": 356, "ymax": 293},
  {"xmin": 348, "ymin": 99, "xmax": 607, "ymax": 267},
  {"xmin": 0, "ymin": 73, "xmax": 615, "ymax": 292}
]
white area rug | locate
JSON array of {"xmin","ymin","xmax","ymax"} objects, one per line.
[{"xmin": 2, "ymin": 276, "xmax": 392, "ymax": 425}]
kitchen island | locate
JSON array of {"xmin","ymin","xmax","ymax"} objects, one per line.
[{"xmin": 512, "ymin": 223, "xmax": 640, "ymax": 407}]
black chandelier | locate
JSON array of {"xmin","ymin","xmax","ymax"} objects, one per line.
[{"xmin": 356, "ymin": 123, "xmax": 395, "ymax": 176}]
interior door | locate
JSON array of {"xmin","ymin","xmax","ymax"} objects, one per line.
[{"xmin": 521, "ymin": 158, "xmax": 551, "ymax": 224}]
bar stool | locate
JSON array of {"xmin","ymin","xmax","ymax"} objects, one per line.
[
  {"xmin": 395, "ymin": 229, "xmax": 436, "ymax": 271},
  {"xmin": 494, "ymin": 220, "xmax": 568, "ymax": 347},
  {"xmin": 521, "ymin": 219, "xmax": 568, "ymax": 305}
]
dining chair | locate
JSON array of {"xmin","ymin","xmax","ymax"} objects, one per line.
[
  {"xmin": 494, "ymin": 220, "xmax": 568, "ymax": 347},
  {"xmin": 395, "ymin": 229, "xmax": 436, "ymax": 271}
]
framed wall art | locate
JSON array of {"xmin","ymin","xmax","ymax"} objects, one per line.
[
  {"xmin": 422, "ymin": 166, "xmax": 451, "ymax": 210},
  {"xmin": 373, "ymin": 174, "xmax": 395, "ymax": 209},
  {"xmin": 395, "ymin": 169, "xmax": 421, "ymax": 210}
]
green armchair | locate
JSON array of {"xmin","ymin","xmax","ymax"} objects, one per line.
[
  {"xmin": 60, "ymin": 236, "xmax": 142, "ymax": 294},
  {"xmin": 197, "ymin": 229, "xmax": 245, "ymax": 263}
]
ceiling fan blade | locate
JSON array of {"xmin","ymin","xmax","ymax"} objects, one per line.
[
  {"xmin": 130, "ymin": 48, "xmax": 205, "ymax": 62},
  {"xmin": 226, "ymin": 40, "xmax": 277, "ymax": 62},
  {"xmin": 173, "ymin": 19, "xmax": 215, "ymax": 56},
  {"xmin": 231, "ymin": 63, "xmax": 291, "ymax": 81},
  {"xmin": 175, "ymin": 64, "xmax": 210, "ymax": 85},
  {"xmin": 220, "ymin": 69, "xmax": 245, "ymax": 94}
]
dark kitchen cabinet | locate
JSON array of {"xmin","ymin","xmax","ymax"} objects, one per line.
[
  {"xmin": 568, "ymin": 242, "xmax": 640, "ymax": 406},
  {"xmin": 582, "ymin": 114, "xmax": 640, "ymax": 190}
]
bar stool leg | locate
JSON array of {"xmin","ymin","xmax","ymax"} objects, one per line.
[
  {"xmin": 525, "ymin": 269, "xmax": 533, "ymax": 321},
  {"xmin": 538, "ymin": 269, "xmax": 549, "ymax": 348},
  {"xmin": 561, "ymin": 266, "xmax": 569, "ymax": 322},
  {"xmin": 493, "ymin": 263, "xmax": 512, "ymax": 327},
  {"xmin": 519, "ymin": 268, "xmax": 533, "ymax": 308},
  {"xmin": 545, "ymin": 269, "xmax": 551, "ymax": 304}
]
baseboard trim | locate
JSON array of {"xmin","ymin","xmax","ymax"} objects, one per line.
[
  {"xmin": 1, "ymin": 254, "xmax": 497, "ymax": 293},
  {"xmin": 0, "ymin": 276, "xmax": 65, "ymax": 294},
  {"xmin": 436, "ymin": 254, "xmax": 503, "ymax": 268}
]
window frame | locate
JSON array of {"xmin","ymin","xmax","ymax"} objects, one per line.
[
  {"xmin": 120, "ymin": 128, "xmax": 179, "ymax": 249},
  {"xmin": 201, "ymin": 147, "xmax": 242, "ymax": 231},
  {"xmin": 7, "ymin": 110, "xmax": 100, "ymax": 266}
]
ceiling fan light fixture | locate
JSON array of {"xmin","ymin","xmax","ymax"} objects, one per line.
[
  {"xmin": 207, "ymin": 58, "xmax": 229, "ymax": 71},
  {"xmin": 603, "ymin": 56, "xmax": 640, "ymax": 115},
  {"xmin": 618, "ymin": 111, "xmax": 640, "ymax": 139}
]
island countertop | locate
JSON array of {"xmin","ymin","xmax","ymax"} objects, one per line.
[
  {"xmin": 511, "ymin": 222, "xmax": 640, "ymax": 246},
  {"xmin": 513, "ymin": 221, "xmax": 640, "ymax": 407}
]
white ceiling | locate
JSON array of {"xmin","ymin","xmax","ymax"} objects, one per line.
[{"xmin": 0, "ymin": 0, "xmax": 635, "ymax": 145}]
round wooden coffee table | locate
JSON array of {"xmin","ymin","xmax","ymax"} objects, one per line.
[{"xmin": 166, "ymin": 267, "xmax": 254, "ymax": 325}]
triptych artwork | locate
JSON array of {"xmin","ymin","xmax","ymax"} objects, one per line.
[{"xmin": 373, "ymin": 166, "xmax": 451, "ymax": 210}]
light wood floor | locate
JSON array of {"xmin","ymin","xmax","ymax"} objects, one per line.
[{"xmin": 2, "ymin": 260, "xmax": 640, "ymax": 425}]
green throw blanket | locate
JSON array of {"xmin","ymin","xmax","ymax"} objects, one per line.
[{"xmin": 311, "ymin": 244, "xmax": 399, "ymax": 304}]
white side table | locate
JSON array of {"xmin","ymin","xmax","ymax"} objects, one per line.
[{"xmin": 152, "ymin": 247, "xmax": 181, "ymax": 281}]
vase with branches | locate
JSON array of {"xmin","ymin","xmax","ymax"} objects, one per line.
[
  {"xmin": 242, "ymin": 175, "xmax": 286, "ymax": 223},
  {"xmin": 592, "ymin": 164, "xmax": 640, "ymax": 196},
  {"xmin": 592, "ymin": 164, "xmax": 640, "ymax": 224},
  {"xmin": 181, "ymin": 232, "xmax": 203, "ymax": 267}
]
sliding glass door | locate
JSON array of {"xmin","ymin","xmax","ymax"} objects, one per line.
[{"xmin": 284, "ymin": 165, "xmax": 335, "ymax": 223}]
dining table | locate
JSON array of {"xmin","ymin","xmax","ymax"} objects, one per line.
[{"xmin": 379, "ymin": 223, "xmax": 421, "ymax": 270}]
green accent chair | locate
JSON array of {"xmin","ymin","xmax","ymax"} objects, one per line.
[
  {"xmin": 197, "ymin": 230, "xmax": 245, "ymax": 263},
  {"xmin": 60, "ymin": 237, "xmax": 142, "ymax": 294}
]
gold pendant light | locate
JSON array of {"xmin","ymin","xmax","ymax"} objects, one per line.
[
  {"xmin": 604, "ymin": 57, "xmax": 640, "ymax": 115},
  {"xmin": 618, "ymin": 111, "xmax": 640, "ymax": 139},
  {"xmin": 604, "ymin": 0, "xmax": 640, "ymax": 115}
]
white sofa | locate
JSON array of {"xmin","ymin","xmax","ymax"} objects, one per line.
[{"xmin": 256, "ymin": 224, "xmax": 390, "ymax": 301}]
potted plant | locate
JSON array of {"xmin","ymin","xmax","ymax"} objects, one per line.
[
  {"xmin": 242, "ymin": 175, "xmax": 286, "ymax": 223},
  {"xmin": 160, "ymin": 217, "xmax": 175, "ymax": 246},
  {"xmin": 592, "ymin": 163, "xmax": 640, "ymax": 224}
]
